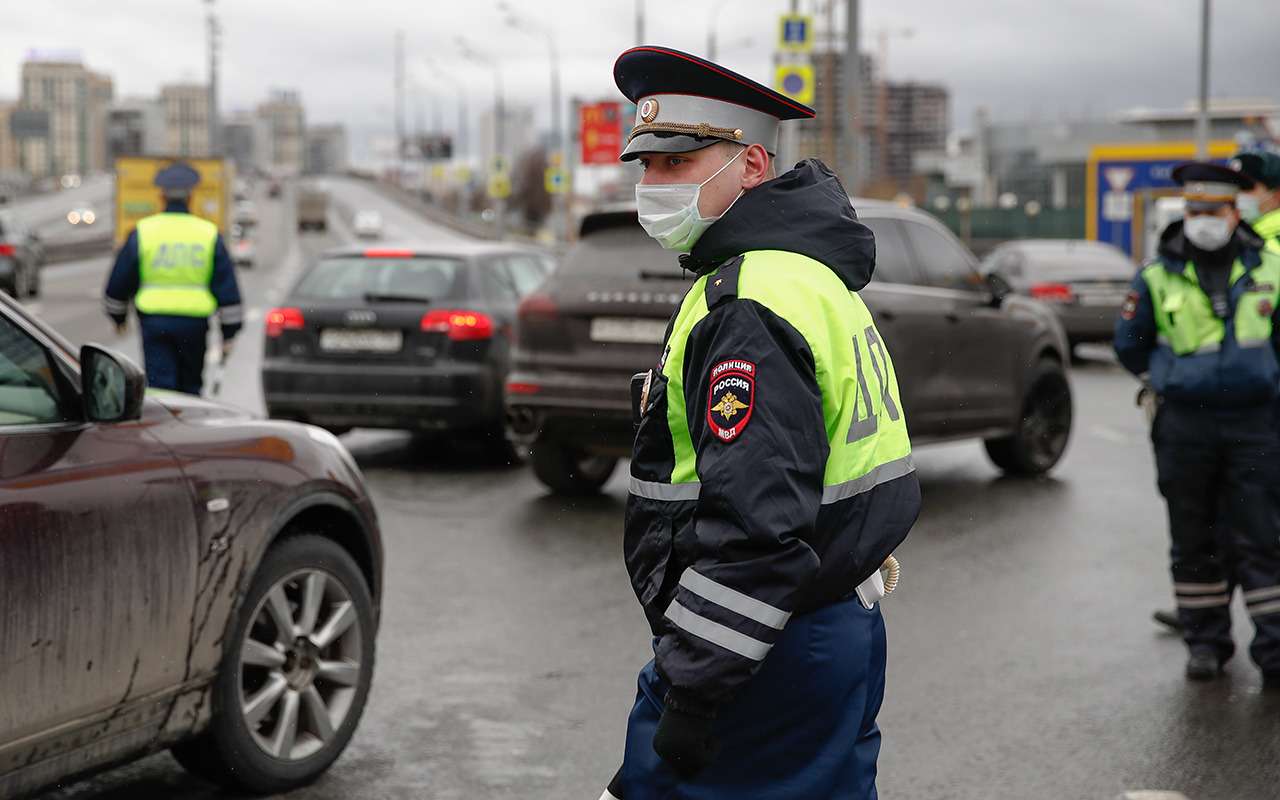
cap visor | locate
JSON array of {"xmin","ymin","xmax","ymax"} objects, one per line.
[
  {"xmin": 1184, "ymin": 199, "xmax": 1232, "ymax": 212},
  {"xmin": 619, "ymin": 132, "xmax": 719, "ymax": 162}
]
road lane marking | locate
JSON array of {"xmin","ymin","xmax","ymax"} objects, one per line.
[
  {"xmin": 1120, "ymin": 792, "xmax": 1191, "ymax": 800},
  {"xmin": 1090, "ymin": 425, "xmax": 1134, "ymax": 444}
]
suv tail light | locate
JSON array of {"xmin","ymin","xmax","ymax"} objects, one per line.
[
  {"xmin": 421, "ymin": 310, "xmax": 494, "ymax": 341},
  {"xmin": 1030, "ymin": 283, "xmax": 1074, "ymax": 303},
  {"xmin": 517, "ymin": 292, "xmax": 558, "ymax": 320},
  {"xmin": 265, "ymin": 307, "xmax": 305, "ymax": 337},
  {"xmin": 0, "ymin": 244, "xmax": 15, "ymax": 257}
]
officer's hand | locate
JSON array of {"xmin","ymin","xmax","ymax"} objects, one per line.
[
  {"xmin": 653, "ymin": 705, "xmax": 718, "ymax": 779},
  {"xmin": 220, "ymin": 340, "xmax": 235, "ymax": 362},
  {"xmin": 113, "ymin": 320, "xmax": 127, "ymax": 336}
]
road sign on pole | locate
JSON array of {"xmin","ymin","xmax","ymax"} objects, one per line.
[
  {"xmin": 774, "ymin": 64, "xmax": 815, "ymax": 106},
  {"xmin": 488, "ymin": 172, "xmax": 511, "ymax": 200},
  {"xmin": 545, "ymin": 167, "xmax": 568, "ymax": 195},
  {"xmin": 778, "ymin": 14, "xmax": 814, "ymax": 53}
]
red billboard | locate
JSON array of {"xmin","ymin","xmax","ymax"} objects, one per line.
[{"xmin": 580, "ymin": 102, "xmax": 624, "ymax": 165}]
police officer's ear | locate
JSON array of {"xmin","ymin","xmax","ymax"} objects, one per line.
[{"xmin": 739, "ymin": 143, "xmax": 773, "ymax": 191}]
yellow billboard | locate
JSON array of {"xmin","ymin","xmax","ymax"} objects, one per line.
[{"xmin": 114, "ymin": 157, "xmax": 233, "ymax": 248}]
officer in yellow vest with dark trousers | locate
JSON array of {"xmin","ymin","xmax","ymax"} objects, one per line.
[
  {"xmin": 1115, "ymin": 162, "xmax": 1280, "ymax": 687},
  {"xmin": 103, "ymin": 162, "xmax": 242, "ymax": 395},
  {"xmin": 1233, "ymin": 151, "xmax": 1280, "ymax": 254},
  {"xmin": 603, "ymin": 47, "xmax": 920, "ymax": 799}
]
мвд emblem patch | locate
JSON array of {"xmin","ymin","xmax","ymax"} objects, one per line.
[{"xmin": 707, "ymin": 359, "xmax": 756, "ymax": 442}]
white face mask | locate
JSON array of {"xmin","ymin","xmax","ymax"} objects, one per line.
[
  {"xmin": 635, "ymin": 148, "xmax": 745, "ymax": 252},
  {"xmin": 1184, "ymin": 215, "xmax": 1235, "ymax": 252},
  {"xmin": 1237, "ymin": 193, "xmax": 1262, "ymax": 223}
]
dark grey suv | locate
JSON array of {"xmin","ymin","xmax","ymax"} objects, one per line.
[{"xmin": 506, "ymin": 202, "xmax": 1073, "ymax": 494}]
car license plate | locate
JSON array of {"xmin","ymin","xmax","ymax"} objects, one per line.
[
  {"xmin": 1078, "ymin": 292, "xmax": 1126, "ymax": 307},
  {"xmin": 319, "ymin": 328, "xmax": 403, "ymax": 353},
  {"xmin": 589, "ymin": 317, "xmax": 668, "ymax": 344}
]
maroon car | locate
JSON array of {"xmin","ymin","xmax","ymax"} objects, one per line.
[{"xmin": 0, "ymin": 293, "xmax": 382, "ymax": 797}]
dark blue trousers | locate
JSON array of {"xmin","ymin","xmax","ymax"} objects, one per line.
[
  {"xmin": 621, "ymin": 596, "xmax": 887, "ymax": 800},
  {"xmin": 1153, "ymin": 402, "xmax": 1280, "ymax": 673},
  {"xmin": 139, "ymin": 315, "xmax": 209, "ymax": 395}
]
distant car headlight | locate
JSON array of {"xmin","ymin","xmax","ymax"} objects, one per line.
[
  {"xmin": 82, "ymin": 210, "xmax": 96, "ymax": 225},
  {"xmin": 67, "ymin": 210, "xmax": 81, "ymax": 225}
]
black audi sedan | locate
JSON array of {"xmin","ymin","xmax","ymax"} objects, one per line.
[
  {"xmin": 0, "ymin": 291, "xmax": 382, "ymax": 797},
  {"xmin": 262, "ymin": 243, "xmax": 552, "ymax": 440}
]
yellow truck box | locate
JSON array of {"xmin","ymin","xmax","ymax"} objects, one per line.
[{"xmin": 114, "ymin": 157, "xmax": 234, "ymax": 248}]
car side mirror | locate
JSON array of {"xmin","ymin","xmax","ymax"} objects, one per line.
[
  {"xmin": 985, "ymin": 272, "xmax": 1014, "ymax": 307},
  {"xmin": 80, "ymin": 344, "xmax": 146, "ymax": 423}
]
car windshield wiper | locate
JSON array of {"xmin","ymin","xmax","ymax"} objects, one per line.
[
  {"xmin": 362, "ymin": 292, "xmax": 434, "ymax": 304},
  {"xmin": 639, "ymin": 269, "xmax": 690, "ymax": 281}
]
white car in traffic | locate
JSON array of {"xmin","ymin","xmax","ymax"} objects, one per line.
[{"xmin": 353, "ymin": 210, "xmax": 383, "ymax": 239}]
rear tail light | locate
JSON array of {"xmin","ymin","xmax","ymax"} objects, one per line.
[
  {"xmin": 517, "ymin": 292, "xmax": 558, "ymax": 320},
  {"xmin": 506, "ymin": 382, "xmax": 541, "ymax": 395},
  {"xmin": 421, "ymin": 309, "xmax": 494, "ymax": 341},
  {"xmin": 0, "ymin": 244, "xmax": 14, "ymax": 256},
  {"xmin": 364, "ymin": 248, "xmax": 414, "ymax": 258},
  {"xmin": 1030, "ymin": 283, "xmax": 1074, "ymax": 303},
  {"xmin": 265, "ymin": 307, "xmax": 305, "ymax": 337}
]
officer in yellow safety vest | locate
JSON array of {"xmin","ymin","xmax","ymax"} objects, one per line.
[
  {"xmin": 1115, "ymin": 161, "xmax": 1280, "ymax": 688},
  {"xmin": 602, "ymin": 47, "xmax": 920, "ymax": 800},
  {"xmin": 1232, "ymin": 151, "xmax": 1280, "ymax": 254},
  {"xmin": 103, "ymin": 162, "xmax": 242, "ymax": 395}
]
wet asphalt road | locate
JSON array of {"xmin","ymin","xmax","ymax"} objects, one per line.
[{"xmin": 19, "ymin": 180, "xmax": 1280, "ymax": 800}]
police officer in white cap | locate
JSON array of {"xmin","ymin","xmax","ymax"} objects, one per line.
[{"xmin": 602, "ymin": 46, "xmax": 920, "ymax": 800}]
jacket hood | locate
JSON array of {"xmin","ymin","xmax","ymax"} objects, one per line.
[
  {"xmin": 680, "ymin": 158, "xmax": 876, "ymax": 292},
  {"xmin": 1158, "ymin": 217, "xmax": 1264, "ymax": 268}
]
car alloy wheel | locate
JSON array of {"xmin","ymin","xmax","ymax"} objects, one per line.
[
  {"xmin": 1020, "ymin": 372, "xmax": 1072, "ymax": 472},
  {"xmin": 239, "ymin": 568, "xmax": 364, "ymax": 762}
]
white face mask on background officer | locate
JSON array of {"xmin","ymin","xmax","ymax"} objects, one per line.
[
  {"xmin": 1237, "ymin": 182, "xmax": 1280, "ymax": 224},
  {"xmin": 1184, "ymin": 202, "xmax": 1240, "ymax": 252},
  {"xmin": 634, "ymin": 142, "xmax": 773, "ymax": 252}
]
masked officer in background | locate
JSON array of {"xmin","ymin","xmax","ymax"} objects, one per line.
[
  {"xmin": 602, "ymin": 47, "xmax": 921, "ymax": 800},
  {"xmin": 1152, "ymin": 150, "xmax": 1280, "ymax": 636},
  {"xmin": 1233, "ymin": 151, "xmax": 1280, "ymax": 254},
  {"xmin": 103, "ymin": 162, "xmax": 242, "ymax": 395},
  {"xmin": 1115, "ymin": 162, "xmax": 1280, "ymax": 686}
]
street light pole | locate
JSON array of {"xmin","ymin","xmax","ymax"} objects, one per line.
[
  {"xmin": 841, "ymin": 0, "xmax": 862, "ymax": 194},
  {"xmin": 636, "ymin": 0, "xmax": 645, "ymax": 45},
  {"xmin": 706, "ymin": 0, "xmax": 732, "ymax": 61},
  {"xmin": 502, "ymin": 2, "xmax": 567, "ymax": 241},
  {"xmin": 205, "ymin": 0, "xmax": 219, "ymax": 157},
  {"xmin": 457, "ymin": 37, "xmax": 506, "ymax": 238},
  {"xmin": 1195, "ymin": 0, "xmax": 1211, "ymax": 159}
]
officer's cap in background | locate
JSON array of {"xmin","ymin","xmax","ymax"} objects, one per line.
[
  {"xmin": 1232, "ymin": 152, "xmax": 1280, "ymax": 190},
  {"xmin": 154, "ymin": 162, "xmax": 202, "ymax": 194},
  {"xmin": 614, "ymin": 45, "xmax": 815, "ymax": 163},
  {"xmin": 1171, "ymin": 161, "xmax": 1254, "ymax": 211}
]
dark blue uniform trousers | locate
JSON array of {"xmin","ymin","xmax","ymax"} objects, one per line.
[
  {"xmin": 139, "ymin": 315, "xmax": 209, "ymax": 395},
  {"xmin": 1153, "ymin": 402, "xmax": 1280, "ymax": 672},
  {"xmin": 621, "ymin": 596, "xmax": 886, "ymax": 800}
]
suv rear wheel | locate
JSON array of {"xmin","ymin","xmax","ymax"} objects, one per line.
[
  {"xmin": 984, "ymin": 359, "xmax": 1072, "ymax": 476},
  {"xmin": 171, "ymin": 534, "xmax": 376, "ymax": 794},
  {"xmin": 531, "ymin": 438, "xmax": 617, "ymax": 495}
]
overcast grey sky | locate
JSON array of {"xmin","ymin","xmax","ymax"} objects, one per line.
[{"xmin": 3, "ymin": 0, "xmax": 1277, "ymax": 159}]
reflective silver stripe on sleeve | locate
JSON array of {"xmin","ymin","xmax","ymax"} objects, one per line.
[
  {"xmin": 665, "ymin": 600, "xmax": 771, "ymax": 661},
  {"xmin": 629, "ymin": 477, "xmax": 701, "ymax": 501},
  {"xmin": 1175, "ymin": 581, "xmax": 1230, "ymax": 595},
  {"xmin": 1248, "ymin": 599, "xmax": 1280, "ymax": 617},
  {"xmin": 1244, "ymin": 586, "xmax": 1280, "ymax": 604},
  {"xmin": 219, "ymin": 304, "xmax": 244, "ymax": 323},
  {"xmin": 821, "ymin": 454, "xmax": 915, "ymax": 505},
  {"xmin": 679, "ymin": 568, "xmax": 791, "ymax": 630},
  {"xmin": 1176, "ymin": 594, "xmax": 1231, "ymax": 609},
  {"xmin": 102, "ymin": 297, "xmax": 128, "ymax": 314}
]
